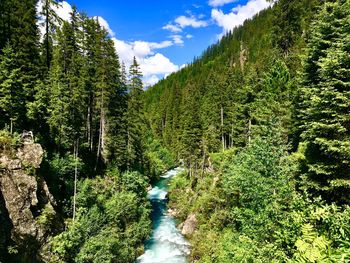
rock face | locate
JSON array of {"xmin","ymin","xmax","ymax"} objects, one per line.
[
  {"xmin": 0, "ymin": 141, "xmax": 59, "ymax": 262},
  {"xmin": 181, "ymin": 214, "xmax": 198, "ymax": 236}
]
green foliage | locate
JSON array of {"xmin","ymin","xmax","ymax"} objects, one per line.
[
  {"xmin": 127, "ymin": 57, "xmax": 146, "ymax": 171},
  {"xmin": 43, "ymin": 154, "xmax": 83, "ymax": 216},
  {"xmin": 298, "ymin": 0, "xmax": 350, "ymax": 203},
  {"xmin": 1, "ymin": 0, "xmax": 349, "ymax": 261},
  {"xmin": 293, "ymin": 224, "xmax": 331, "ymax": 262},
  {"xmin": 170, "ymin": 128, "xmax": 350, "ymax": 262},
  {"xmin": 37, "ymin": 205, "xmax": 57, "ymax": 233},
  {"xmin": 51, "ymin": 169, "xmax": 151, "ymax": 263},
  {"xmin": 144, "ymin": 137, "xmax": 175, "ymax": 179},
  {"xmin": 0, "ymin": 44, "xmax": 25, "ymax": 131},
  {"xmin": 0, "ymin": 130, "xmax": 21, "ymax": 156}
]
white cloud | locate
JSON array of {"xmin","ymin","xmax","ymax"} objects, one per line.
[
  {"xmin": 186, "ymin": 34, "xmax": 194, "ymax": 39},
  {"xmin": 163, "ymin": 14, "xmax": 208, "ymax": 34},
  {"xmin": 112, "ymin": 38, "xmax": 179, "ymax": 86},
  {"xmin": 175, "ymin": 15, "xmax": 208, "ymax": 28},
  {"xmin": 54, "ymin": 1, "xmax": 73, "ymax": 21},
  {"xmin": 143, "ymin": 75, "xmax": 160, "ymax": 87},
  {"xmin": 211, "ymin": 0, "xmax": 271, "ymax": 35},
  {"xmin": 171, "ymin": 35, "xmax": 184, "ymax": 45},
  {"xmin": 113, "ymin": 38, "xmax": 135, "ymax": 64},
  {"xmin": 141, "ymin": 53, "xmax": 179, "ymax": 77},
  {"xmin": 95, "ymin": 16, "xmax": 115, "ymax": 37},
  {"xmin": 162, "ymin": 24, "xmax": 182, "ymax": 33},
  {"xmin": 208, "ymin": 0, "xmax": 238, "ymax": 7},
  {"xmin": 150, "ymin": 41, "xmax": 173, "ymax": 49},
  {"xmin": 133, "ymin": 41, "xmax": 153, "ymax": 58}
]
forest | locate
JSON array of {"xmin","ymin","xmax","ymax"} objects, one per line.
[
  {"xmin": 0, "ymin": 0, "xmax": 349, "ymax": 262},
  {"xmin": 0, "ymin": 0, "xmax": 173, "ymax": 262}
]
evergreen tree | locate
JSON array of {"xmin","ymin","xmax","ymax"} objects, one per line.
[
  {"xmin": 272, "ymin": 0, "xmax": 304, "ymax": 56},
  {"xmin": 0, "ymin": 0, "xmax": 10, "ymax": 51},
  {"xmin": 39, "ymin": 0, "xmax": 62, "ymax": 71},
  {"xmin": 83, "ymin": 17, "xmax": 100, "ymax": 153},
  {"xmin": 94, "ymin": 29, "xmax": 123, "ymax": 168},
  {"xmin": 46, "ymin": 46, "xmax": 70, "ymax": 150},
  {"xmin": 179, "ymin": 82, "xmax": 202, "ymax": 173},
  {"xmin": 252, "ymin": 60, "xmax": 292, "ymax": 140},
  {"xmin": 10, "ymin": 0, "xmax": 40, "ymax": 102},
  {"xmin": 46, "ymin": 19, "xmax": 85, "ymax": 152},
  {"xmin": 0, "ymin": 0, "xmax": 40, "ymax": 130},
  {"xmin": 105, "ymin": 60, "xmax": 128, "ymax": 169},
  {"xmin": 0, "ymin": 44, "xmax": 25, "ymax": 132},
  {"xmin": 127, "ymin": 57, "xmax": 144, "ymax": 171},
  {"xmin": 300, "ymin": 0, "xmax": 350, "ymax": 203}
]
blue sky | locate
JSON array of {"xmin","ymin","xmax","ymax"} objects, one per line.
[{"xmin": 46, "ymin": 0, "xmax": 271, "ymax": 86}]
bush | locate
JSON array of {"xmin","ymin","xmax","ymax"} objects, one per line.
[
  {"xmin": 0, "ymin": 129, "xmax": 21, "ymax": 156},
  {"xmin": 50, "ymin": 168, "xmax": 152, "ymax": 263}
]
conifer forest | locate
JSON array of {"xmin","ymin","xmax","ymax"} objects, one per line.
[{"xmin": 0, "ymin": 0, "xmax": 350, "ymax": 262}]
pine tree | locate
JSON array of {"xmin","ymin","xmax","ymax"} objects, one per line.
[
  {"xmin": 10, "ymin": 0, "xmax": 40, "ymax": 101},
  {"xmin": 200, "ymin": 70, "xmax": 224, "ymax": 154},
  {"xmin": 94, "ymin": 28, "xmax": 120, "ymax": 168},
  {"xmin": 83, "ymin": 17, "xmax": 100, "ymax": 153},
  {"xmin": 0, "ymin": 44, "xmax": 25, "ymax": 132},
  {"xmin": 0, "ymin": 0, "xmax": 10, "ymax": 51},
  {"xmin": 0, "ymin": 0, "xmax": 40, "ymax": 130},
  {"xmin": 127, "ymin": 57, "xmax": 144, "ymax": 171},
  {"xmin": 179, "ymin": 82, "xmax": 202, "ymax": 174},
  {"xmin": 252, "ymin": 60, "xmax": 292, "ymax": 140},
  {"xmin": 272, "ymin": 0, "xmax": 303, "ymax": 56},
  {"xmin": 46, "ymin": 18, "xmax": 85, "ymax": 152},
  {"xmin": 46, "ymin": 46, "xmax": 70, "ymax": 150},
  {"xmin": 105, "ymin": 60, "xmax": 128, "ymax": 169},
  {"xmin": 300, "ymin": 0, "xmax": 350, "ymax": 203},
  {"xmin": 39, "ymin": 0, "xmax": 62, "ymax": 71}
]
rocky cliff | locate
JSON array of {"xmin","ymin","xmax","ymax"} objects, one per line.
[{"xmin": 0, "ymin": 138, "xmax": 61, "ymax": 262}]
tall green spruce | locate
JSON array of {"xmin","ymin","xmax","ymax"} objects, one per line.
[
  {"xmin": 127, "ymin": 57, "xmax": 145, "ymax": 171},
  {"xmin": 300, "ymin": 0, "xmax": 350, "ymax": 203},
  {"xmin": 0, "ymin": 0, "xmax": 40, "ymax": 131},
  {"xmin": 0, "ymin": 45, "xmax": 24, "ymax": 132},
  {"xmin": 39, "ymin": 0, "xmax": 62, "ymax": 71}
]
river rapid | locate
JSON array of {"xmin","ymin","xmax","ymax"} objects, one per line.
[{"xmin": 137, "ymin": 167, "xmax": 190, "ymax": 263}]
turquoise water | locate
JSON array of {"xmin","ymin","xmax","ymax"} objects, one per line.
[{"xmin": 137, "ymin": 168, "xmax": 190, "ymax": 263}]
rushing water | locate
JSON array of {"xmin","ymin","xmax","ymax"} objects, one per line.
[{"xmin": 137, "ymin": 167, "xmax": 190, "ymax": 263}]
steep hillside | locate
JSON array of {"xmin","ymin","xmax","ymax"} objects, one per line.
[
  {"xmin": 144, "ymin": 0, "xmax": 319, "ymax": 167},
  {"xmin": 144, "ymin": 0, "xmax": 350, "ymax": 261}
]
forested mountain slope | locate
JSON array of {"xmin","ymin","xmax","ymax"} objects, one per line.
[
  {"xmin": 0, "ymin": 1, "xmax": 173, "ymax": 262},
  {"xmin": 144, "ymin": 0, "xmax": 319, "ymax": 166},
  {"xmin": 144, "ymin": 0, "xmax": 350, "ymax": 261}
]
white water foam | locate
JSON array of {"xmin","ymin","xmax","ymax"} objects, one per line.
[
  {"xmin": 148, "ymin": 186, "xmax": 168, "ymax": 200},
  {"xmin": 160, "ymin": 167, "xmax": 185, "ymax": 179}
]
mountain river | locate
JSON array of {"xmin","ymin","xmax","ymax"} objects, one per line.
[{"xmin": 136, "ymin": 167, "xmax": 190, "ymax": 263}]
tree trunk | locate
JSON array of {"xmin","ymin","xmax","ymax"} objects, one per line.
[
  {"xmin": 95, "ymin": 109, "xmax": 103, "ymax": 171},
  {"xmin": 247, "ymin": 119, "xmax": 251, "ymax": 145},
  {"xmin": 127, "ymin": 128, "xmax": 130, "ymax": 171},
  {"xmin": 73, "ymin": 139, "xmax": 78, "ymax": 221},
  {"xmin": 201, "ymin": 150, "xmax": 206, "ymax": 178},
  {"xmin": 45, "ymin": 0, "xmax": 50, "ymax": 69},
  {"xmin": 221, "ymin": 105, "xmax": 224, "ymax": 152},
  {"xmin": 88, "ymin": 95, "xmax": 93, "ymax": 152}
]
